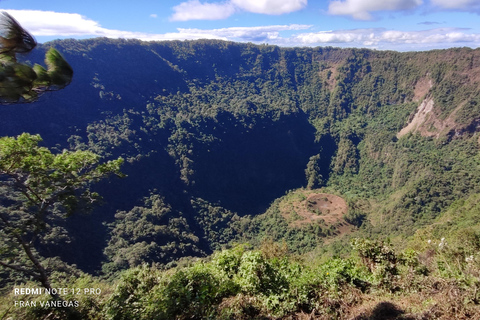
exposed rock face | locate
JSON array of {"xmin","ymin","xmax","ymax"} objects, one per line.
[
  {"xmin": 397, "ymin": 98, "xmax": 435, "ymax": 138},
  {"xmin": 398, "ymin": 97, "xmax": 480, "ymax": 139}
]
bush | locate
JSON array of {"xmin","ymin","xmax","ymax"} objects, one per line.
[{"xmin": 104, "ymin": 266, "xmax": 165, "ymax": 320}]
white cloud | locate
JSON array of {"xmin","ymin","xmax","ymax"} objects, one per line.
[
  {"xmin": 4, "ymin": 9, "xmax": 200, "ymax": 40},
  {"xmin": 291, "ymin": 27, "xmax": 480, "ymax": 50},
  {"xmin": 179, "ymin": 24, "xmax": 311, "ymax": 42},
  {"xmin": 328, "ymin": 0, "xmax": 422, "ymax": 20},
  {"xmin": 169, "ymin": 0, "xmax": 306, "ymax": 21},
  {"xmin": 150, "ymin": 14, "xmax": 158, "ymax": 18},
  {"xmin": 6, "ymin": 10, "xmax": 104, "ymax": 36},
  {"xmin": 170, "ymin": 0, "xmax": 236, "ymax": 21},
  {"xmin": 380, "ymin": 28, "xmax": 480, "ymax": 44},
  {"xmin": 294, "ymin": 29, "xmax": 375, "ymax": 44},
  {"xmin": 231, "ymin": 0, "xmax": 307, "ymax": 15},
  {"xmin": 430, "ymin": 0, "xmax": 480, "ymax": 10}
]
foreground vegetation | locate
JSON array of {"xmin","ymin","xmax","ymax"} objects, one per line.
[{"xmin": 2, "ymin": 232, "xmax": 480, "ymax": 319}]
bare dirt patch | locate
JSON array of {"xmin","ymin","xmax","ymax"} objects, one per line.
[
  {"xmin": 304, "ymin": 193, "xmax": 347, "ymax": 224},
  {"xmin": 412, "ymin": 76, "xmax": 432, "ymax": 102},
  {"xmin": 318, "ymin": 62, "xmax": 341, "ymax": 90},
  {"xmin": 279, "ymin": 190, "xmax": 352, "ymax": 235}
]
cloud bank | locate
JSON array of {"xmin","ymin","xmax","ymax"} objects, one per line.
[
  {"xmin": 179, "ymin": 24, "xmax": 311, "ymax": 42},
  {"xmin": 5, "ymin": 9, "xmax": 480, "ymax": 51},
  {"xmin": 6, "ymin": 9, "xmax": 311, "ymax": 42},
  {"xmin": 293, "ymin": 27, "xmax": 480, "ymax": 48},
  {"xmin": 327, "ymin": 0, "xmax": 480, "ymax": 20}
]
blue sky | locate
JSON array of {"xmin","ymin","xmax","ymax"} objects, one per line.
[{"xmin": 1, "ymin": 0, "xmax": 480, "ymax": 51}]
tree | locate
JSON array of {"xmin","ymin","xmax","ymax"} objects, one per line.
[
  {"xmin": 0, "ymin": 133, "xmax": 123, "ymax": 293},
  {"xmin": 0, "ymin": 16, "xmax": 120, "ymax": 320},
  {"xmin": 0, "ymin": 11, "xmax": 73, "ymax": 103},
  {"xmin": 103, "ymin": 193, "xmax": 202, "ymax": 274},
  {"xmin": 305, "ymin": 154, "xmax": 323, "ymax": 189}
]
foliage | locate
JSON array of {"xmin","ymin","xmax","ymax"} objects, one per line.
[
  {"xmin": 103, "ymin": 194, "xmax": 203, "ymax": 274},
  {"xmin": 232, "ymin": 198, "xmax": 324, "ymax": 254},
  {"xmin": 101, "ymin": 238, "xmax": 480, "ymax": 319},
  {"xmin": 3, "ymin": 237, "xmax": 480, "ymax": 319},
  {"xmin": 305, "ymin": 154, "xmax": 323, "ymax": 189},
  {"xmin": 0, "ymin": 133, "xmax": 123, "ymax": 291},
  {"xmin": 0, "ymin": 12, "xmax": 72, "ymax": 103},
  {"xmin": 351, "ymin": 238, "xmax": 399, "ymax": 286},
  {"xmin": 191, "ymin": 197, "xmax": 239, "ymax": 251}
]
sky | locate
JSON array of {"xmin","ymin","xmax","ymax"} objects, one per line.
[{"xmin": 1, "ymin": 0, "xmax": 480, "ymax": 51}]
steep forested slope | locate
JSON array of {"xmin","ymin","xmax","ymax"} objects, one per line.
[{"xmin": 1, "ymin": 38, "xmax": 480, "ymax": 273}]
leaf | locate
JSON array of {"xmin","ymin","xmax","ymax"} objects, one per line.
[{"xmin": 45, "ymin": 47, "xmax": 73, "ymax": 88}]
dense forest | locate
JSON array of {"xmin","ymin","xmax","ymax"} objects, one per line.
[{"xmin": 2, "ymin": 37, "xmax": 480, "ymax": 319}]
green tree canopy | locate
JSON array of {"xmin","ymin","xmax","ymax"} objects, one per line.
[
  {"xmin": 103, "ymin": 193, "xmax": 202, "ymax": 274},
  {"xmin": 0, "ymin": 133, "xmax": 123, "ymax": 292}
]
